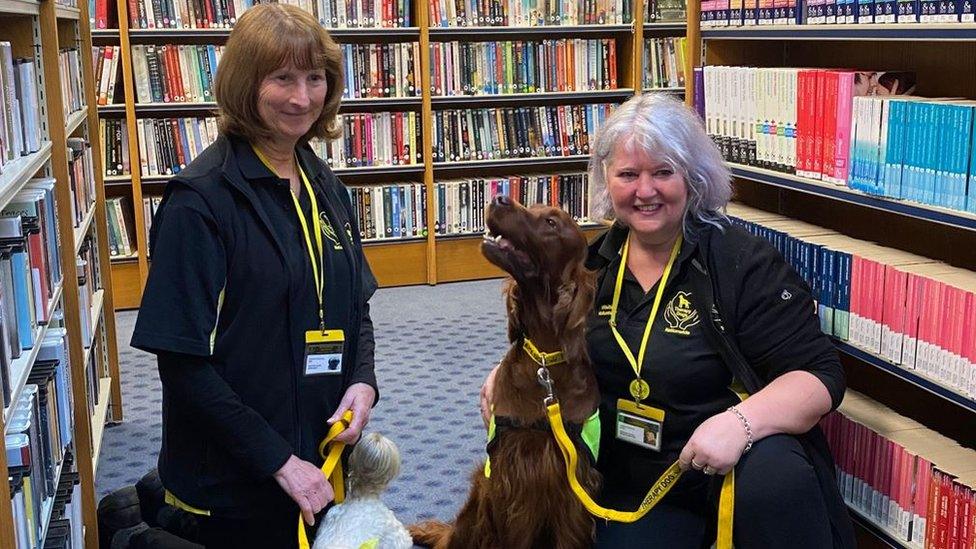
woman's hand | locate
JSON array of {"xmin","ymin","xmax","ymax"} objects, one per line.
[
  {"xmin": 273, "ymin": 455, "xmax": 334, "ymax": 525},
  {"xmin": 479, "ymin": 364, "xmax": 500, "ymax": 428},
  {"xmin": 678, "ymin": 410, "xmax": 750, "ymax": 476},
  {"xmin": 328, "ymin": 382, "xmax": 376, "ymax": 444}
]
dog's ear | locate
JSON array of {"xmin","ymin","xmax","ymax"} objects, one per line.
[
  {"xmin": 553, "ymin": 266, "xmax": 595, "ymax": 361},
  {"xmin": 504, "ymin": 279, "xmax": 522, "ymax": 343}
]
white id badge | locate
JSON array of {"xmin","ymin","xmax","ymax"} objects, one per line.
[
  {"xmin": 304, "ymin": 329, "xmax": 345, "ymax": 376},
  {"xmin": 615, "ymin": 399, "xmax": 664, "ymax": 452}
]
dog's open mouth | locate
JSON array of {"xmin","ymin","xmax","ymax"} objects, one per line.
[{"xmin": 482, "ymin": 228, "xmax": 531, "ymax": 274}]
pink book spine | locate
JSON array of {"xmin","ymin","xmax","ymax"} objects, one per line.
[
  {"xmin": 950, "ymin": 286, "xmax": 965, "ymax": 391},
  {"xmin": 965, "ymin": 292, "xmax": 975, "ymax": 400},
  {"xmin": 830, "ymin": 71, "xmax": 856, "ymax": 185},
  {"xmin": 820, "ymin": 72, "xmax": 839, "ymax": 180},
  {"xmin": 811, "ymin": 70, "xmax": 826, "ymax": 178},
  {"xmin": 904, "ymin": 273, "xmax": 922, "ymax": 369},
  {"xmin": 796, "ymin": 70, "xmax": 811, "ymax": 176}
]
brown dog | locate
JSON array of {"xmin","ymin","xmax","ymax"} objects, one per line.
[{"xmin": 409, "ymin": 195, "xmax": 601, "ymax": 549}]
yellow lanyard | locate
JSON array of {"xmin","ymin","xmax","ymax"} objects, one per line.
[
  {"xmin": 608, "ymin": 232, "xmax": 683, "ymax": 402},
  {"xmin": 253, "ymin": 146, "xmax": 327, "ymax": 330}
]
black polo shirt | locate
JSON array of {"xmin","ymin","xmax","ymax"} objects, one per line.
[
  {"xmin": 587, "ymin": 225, "xmax": 739, "ymax": 502},
  {"xmin": 131, "ymin": 134, "xmax": 377, "ymax": 516}
]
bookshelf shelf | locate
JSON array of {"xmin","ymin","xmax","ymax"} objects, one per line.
[
  {"xmin": 363, "ymin": 236, "xmax": 427, "ymax": 246},
  {"xmin": 433, "ymin": 156, "xmax": 589, "ymax": 173},
  {"xmin": 132, "ymin": 101, "xmax": 216, "ymax": 114},
  {"xmin": 735, "ymin": 164, "xmax": 976, "ymax": 229},
  {"xmin": 0, "ymin": 0, "xmax": 39, "ymax": 15},
  {"xmin": 2, "ymin": 281, "xmax": 63, "ymax": 429},
  {"xmin": 54, "ymin": 5, "xmax": 79, "ymax": 19},
  {"xmin": 701, "ymin": 23, "xmax": 976, "ymax": 41},
  {"xmin": 37, "ymin": 457, "xmax": 67, "ymax": 549},
  {"xmin": 833, "ymin": 339, "xmax": 976, "ymax": 414},
  {"xmin": 91, "ymin": 28, "xmax": 119, "ymax": 39},
  {"xmin": 430, "ymin": 90, "xmax": 635, "ymax": 107},
  {"xmin": 125, "ymin": 26, "xmax": 421, "ymax": 40},
  {"xmin": 103, "ymin": 175, "xmax": 132, "ymax": 186},
  {"xmin": 847, "ymin": 506, "xmax": 906, "ymax": 549},
  {"xmin": 643, "ymin": 22, "xmax": 687, "ymax": 32},
  {"xmin": 729, "ymin": 164, "xmax": 976, "ymax": 231},
  {"xmin": 74, "ymin": 205, "xmax": 97, "ymax": 255},
  {"xmin": 428, "ymin": 24, "xmax": 633, "ymax": 38},
  {"xmin": 0, "ymin": 141, "xmax": 52, "ymax": 212},
  {"xmin": 89, "ymin": 376, "xmax": 114, "ymax": 474},
  {"xmin": 109, "ymin": 253, "xmax": 139, "ymax": 264},
  {"xmin": 97, "ymin": 104, "xmax": 125, "ymax": 114},
  {"xmin": 643, "ymin": 87, "xmax": 685, "ymax": 93},
  {"xmin": 332, "ymin": 165, "xmax": 425, "ymax": 177},
  {"xmin": 341, "ymin": 97, "xmax": 423, "ymax": 110},
  {"xmin": 65, "ymin": 109, "xmax": 87, "ymax": 135}
]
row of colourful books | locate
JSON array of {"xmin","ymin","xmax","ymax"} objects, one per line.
[
  {"xmin": 106, "ymin": 197, "xmax": 137, "ymax": 258},
  {"xmin": 6, "ymin": 333, "xmax": 77, "ymax": 549},
  {"xmin": 729, "ymin": 203, "xmax": 976, "ymax": 401},
  {"xmin": 108, "ymin": 0, "xmax": 411, "ymax": 28},
  {"xmin": 429, "ymin": 0, "xmax": 635, "ymax": 26},
  {"xmin": 0, "ymin": 180, "xmax": 64, "ymax": 396},
  {"xmin": 342, "ymin": 42, "xmax": 420, "ymax": 99},
  {"xmin": 701, "ymin": 0, "xmax": 975, "ymax": 25},
  {"xmin": 430, "ymin": 39, "xmax": 619, "ymax": 97},
  {"xmin": 643, "ymin": 37, "xmax": 686, "ymax": 90},
  {"xmin": 702, "ymin": 66, "xmax": 976, "ymax": 215},
  {"xmin": 100, "ymin": 119, "xmax": 131, "ymax": 177},
  {"xmin": 58, "ymin": 49, "xmax": 85, "ymax": 122},
  {"xmin": 92, "ymin": 46, "xmax": 123, "ymax": 107},
  {"xmin": 824, "ymin": 391, "xmax": 976, "ymax": 548},
  {"xmin": 76, "ymin": 236, "xmax": 101, "ymax": 352},
  {"xmin": 67, "ymin": 138, "xmax": 97, "ymax": 232},
  {"xmin": 1, "ymin": 45, "xmax": 44, "ymax": 173},
  {"xmin": 134, "ymin": 117, "xmax": 219, "ymax": 176},
  {"xmin": 347, "ymin": 184, "xmax": 428, "ymax": 240},
  {"xmin": 131, "ymin": 44, "xmax": 224, "ymax": 105},
  {"xmin": 849, "ymin": 95, "xmax": 976, "ymax": 214},
  {"xmin": 430, "ymin": 104, "xmax": 614, "ymax": 163},
  {"xmin": 645, "ymin": 0, "xmax": 687, "ymax": 20},
  {"xmin": 310, "ymin": 112, "xmax": 423, "ymax": 169},
  {"xmin": 433, "ymin": 173, "xmax": 592, "ymax": 235}
]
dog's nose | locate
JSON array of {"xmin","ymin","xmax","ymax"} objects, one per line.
[{"xmin": 493, "ymin": 194, "xmax": 511, "ymax": 206}]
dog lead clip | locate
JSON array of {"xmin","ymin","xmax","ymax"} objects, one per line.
[{"xmin": 537, "ymin": 367, "xmax": 557, "ymax": 406}]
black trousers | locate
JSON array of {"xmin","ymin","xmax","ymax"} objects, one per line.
[
  {"xmin": 191, "ymin": 503, "xmax": 305, "ymax": 549},
  {"xmin": 594, "ymin": 434, "xmax": 833, "ymax": 549}
]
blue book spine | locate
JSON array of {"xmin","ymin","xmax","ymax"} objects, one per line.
[
  {"xmin": 948, "ymin": 106, "xmax": 968, "ymax": 211},
  {"xmin": 391, "ymin": 185, "xmax": 401, "ymax": 237},
  {"xmin": 969, "ymin": 120, "xmax": 976, "ymax": 213},
  {"xmin": 857, "ymin": 0, "xmax": 876, "ymax": 19},
  {"xmin": 924, "ymin": 103, "xmax": 941, "ymax": 206},
  {"xmin": 11, "ymin": 249, "xmax": 33, "ymax": 350},
  {"xmin": 962, "ymin": 0, "xmax": 975, "ymax": 20},
  {"xmin": 906, "ymin": 102, "xmax": 924, "ymax": 203},
  {"xmin": 956, "ymin": 106, "xmax": 974, "ymax": 211}
]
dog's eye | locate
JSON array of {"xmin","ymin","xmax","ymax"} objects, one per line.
[{"xmin": 545, "ymin": 218, "xmax": 557, "ymax": 228}]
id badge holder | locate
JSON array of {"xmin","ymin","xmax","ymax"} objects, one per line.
[
  {"xmin": 615, "ymin": 398, "xmax": 665, "ymax": 452},
  {"xmin": 304, "ymin": 329, "xmax": 345, "ymax": 375}
]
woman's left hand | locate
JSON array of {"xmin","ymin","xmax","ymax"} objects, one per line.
[
  {"xmin": 328, "ymin": 382, "xmax": 376, "ymax": 444},
  {"xmin": 678, "ymin": 410, "xmax": 749, "ymax": 476}
]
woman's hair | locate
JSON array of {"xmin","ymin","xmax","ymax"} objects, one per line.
[
  {"xmin": 347, "ymin": 433, "xmax": 401, "ymax": 498},
  {"xmin": 213, "ymin": 3, "xmax": 344, "ymax": 142},
  {"xmin": 588, "ymin": 94, "xmax": 731, "ymax": 236}
]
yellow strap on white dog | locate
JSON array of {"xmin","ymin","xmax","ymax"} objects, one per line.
[
  {"xmin": 297, "ymin": 410, "xmax": 354, "ymax": 549},
  {"xmin": 545, "ymin": 402, "xmax": 734, "ymax": 548}
]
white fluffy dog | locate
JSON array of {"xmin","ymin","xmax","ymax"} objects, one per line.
[{"xmin": 312, "ymin": 432, "xmax": 412, "ymax": 549}]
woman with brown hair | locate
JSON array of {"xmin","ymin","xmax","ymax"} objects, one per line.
[{"xmin": 130, "ymin": 4, "xmax": 379, "ymax": 546}]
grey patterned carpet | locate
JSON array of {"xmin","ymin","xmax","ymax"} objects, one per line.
[{"xmin": 96, "ymin": 278, "xmax": 508, "ymax": 526}]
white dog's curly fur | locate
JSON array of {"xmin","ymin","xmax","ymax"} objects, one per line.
[{"xmin": 312, "ymin": 433, "xmax": 412, "ymax": 549}]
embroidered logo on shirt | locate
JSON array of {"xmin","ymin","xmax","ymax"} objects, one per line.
[
  {"xmin": 781, "ymin": 289, "xmax": 792, "ymax": 300},
  {"xmin": 664, "ymin": 291, "xmax": 700, "ymax": 336},
  {"xmin": 320, "ymin": 212, "xmax": 344, "ymax": 250},
  {"xmin": 598, "ymin": 304, "xmax": 613, "ymax": 317}
]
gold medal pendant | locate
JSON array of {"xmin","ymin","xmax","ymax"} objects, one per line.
[{"xmin": 629, "ymin": 378, "xmax": 650, "ymax": 401}]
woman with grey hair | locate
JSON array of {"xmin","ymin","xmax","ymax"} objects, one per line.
[{"xmin": 583, "ymin": 93, "xmax": 854, "ymax": 547}]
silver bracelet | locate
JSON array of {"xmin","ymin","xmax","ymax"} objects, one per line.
[{"xmin": 727, "ymin": 406, "xmax": 754, "ymax": 453}]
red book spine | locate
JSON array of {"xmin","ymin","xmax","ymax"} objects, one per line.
[
  {"xmin": 96, "ymin": 0, "xmax": 109, "ymax": 28},
  {"xmin": 939, "ymin": 472, "xmax": 952, "ymax": 548},
  {"xmin": 27, "ymin": 232, "xmax": 49, "ymax": 321},
  {"xmin": 950, "ymin": 481, "xmax": 963, "ymax": 549},
  {"xmin": 169, "ymin": 119, "xmax": 186, "ymax": 169},
  {"xmin": 796, "ymin": 70, "xmax": 811, "ymax": 176},
  {"xmin": 820, "ymin": 71, "xmax": 839, "ymax": 180}
]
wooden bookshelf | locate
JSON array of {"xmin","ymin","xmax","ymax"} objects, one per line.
[
  {"xmin": 0, "ymin": 0, "xmax": 122, "ymax": 544},
  {"xmin": 93, "ymin": 0, "xmax": 690, "ymax": 308},
  {"xmin": 696, "ymin": 13, "xmax": 976, "ymax": 548}
]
